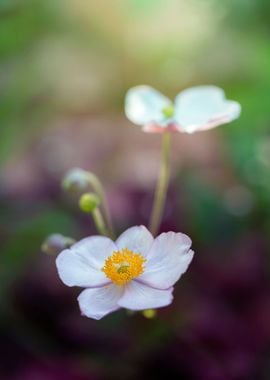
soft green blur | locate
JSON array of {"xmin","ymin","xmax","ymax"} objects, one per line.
[
  {"xmin": 1, "ymin": 1, "xmax": 270, "ymax": 377},
  {"xmin": 2, "ymin": 0, "xmax": 270, "ymax": 292},
  {"xmin": 1, "ymin": 0, "xmax": 270, "ymax": 159}
]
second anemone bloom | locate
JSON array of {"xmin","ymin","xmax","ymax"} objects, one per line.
[
  {"xmin": 125, "ymin": 85, "xmax": 241, "ymax": 133},
  {"xmin": 56, "ymin": 226, "xmax": 194, "ymax": 320}
]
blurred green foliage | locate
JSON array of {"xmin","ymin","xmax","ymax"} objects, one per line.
[
  {"xmin": 0, "ymin": 204, "xmax": 75, "ymax": 297},
  {"xmin": 1, "ymin": 0, "xmax": 270, "ymax": 290},
  {"xmin": 0, "ymin": 3, "xmax": 270, "ymax": 378}
]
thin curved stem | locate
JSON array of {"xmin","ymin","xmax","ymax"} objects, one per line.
[
  {"xmin": 86, "ymin": 172, "xmax": 115, "ymax": 238},
  {"xmin": 92, "ymin": 207, "xmax": 110, "ymax": 237},
  {"xmin": 149, "ymin": 132, "xmax": 172, "ymax": 236}
]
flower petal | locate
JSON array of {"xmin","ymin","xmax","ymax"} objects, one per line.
[
  {"xmin": 174, "ymin": 85, "xmax": 241, "ymax": 133},
  {"xmin": 78, "ymin": 285, "xmax": 123, "ymax": 320},
  {"xmin": 115, "ymin": 225, "xmax": 153, "ymax": 257},
  {"xmin": 118, "ymin": 281, "xmax": 173, "ymax": 310},
  {"xmin": 125, "ymin": 85, "xmax": 172, "ymax": 127},
  {"xmin": 139, "ymin": 232, "xmax": 194, "ymax": 289},
  {"xmin": 143, "ymin": 122, "xmax": 179, "ymax": 133},
  {"xmin": 56, "ymin": 236, "xmax": 117, "ymax": 287}
]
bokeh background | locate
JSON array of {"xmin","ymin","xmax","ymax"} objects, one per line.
[{"xmin": 1, "ymin": 0, "xmax": 270, "ymax": 379}]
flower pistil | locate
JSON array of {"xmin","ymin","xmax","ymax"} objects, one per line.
[{"xmin": 102, "ymin": 248, "xmax": 146, "ymax": 286}]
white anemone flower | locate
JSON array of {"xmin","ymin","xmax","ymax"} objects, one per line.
[
  {"xmin": 125, "ymin": 85, "xmax": 241, "ymax": 134},
  {"xmin": 56, "ymin": 226, "xmax": 194, "ymax": 320}
]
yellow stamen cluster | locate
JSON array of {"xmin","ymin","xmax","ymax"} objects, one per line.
[{"xmin": 102, "ymin": 248, "xmax": 146, "ymax": 286}]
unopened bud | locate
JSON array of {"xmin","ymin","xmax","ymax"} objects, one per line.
[
  {"xmin": 79, "ymin": 192, "xmax": 100, "ymax": 213},
  {"xmin": 142, "ymin": 309, "xmax": 157, "ymax": 319},
  {"xmin": 62, "ymin": 168, "xmax": 91, "ymax": 193},
  {"xmin": 41, "ymin": 234, "xmax": 75, "ymax": 255}
]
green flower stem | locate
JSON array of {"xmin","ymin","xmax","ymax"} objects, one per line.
[
  {"xmin": 92, "ymin": 207, "xmax": 111, "ymax": 237},
  {"xmin": 86, "ymin": 172, "xmax": 115, "ymax": 238},
  {"xmin": 149, "ymin": 132, "xmax": 172, "ymax": 236}
]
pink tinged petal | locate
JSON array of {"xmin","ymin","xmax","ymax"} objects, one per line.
[
  {"xmin": 174, "ymin": 85, "xmax": 241, "ymax": 133},
  {"xmin": 125, "ymin": 85, "xmax": 172, "ymax": 126},
  {"xmin": 118, "ymin": 281, "xmax": 173, "ymax": 310},
  {"xmin": 139, "ymin": 232, "xmax": 194, "ymax": 290},
  {"xmin": 143, "ymin": 122, "xmax": 179, "ymax": 134},
  {"xmin": 116, "ymin": 225, "xmax": 153, "ymax": 257},
  {"xmin": 56, "ymin": 236, "xmax": 117, "ymax": 288},
  {"xmin": 78, "ymin": 285, "xmax": 123, "ymax": 320}
]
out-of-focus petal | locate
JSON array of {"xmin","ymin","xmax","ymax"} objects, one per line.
[
  {"xmin": 125, "ymin": 85, "xmax": 172, "ymax": 127},
  {"xmin": 139, "ymin": 232, "xmax": 194, "ymax": 289},
  {"xmin": 174, "ymin": 85, "xmax": 241, "ymax": 133},
  {"xmin": 143, "ymin": 122, "xmax": 179, "ymax": 133},
  {"xmin": 78, "ymin": 285, "xmax": 123, "ymax": 320},
  {"xmin": 118, "ymin": 281, "xmax": 173, "ymax": 310},
  {"xmin": 56, "ymin": 236, "xmax": 116, "ymax": 287},
  {"xmin": 116, "ymin": 225, "xmax": 153, "ymax": 257}
]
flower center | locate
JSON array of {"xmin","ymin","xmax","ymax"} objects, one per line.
[
  {"xmin": 102, "ymin": 248, "xmax": 146, "ymax": 286},
  {"xmin": 162, "ymin": 104, "xmax": 174, "ymax": 118}
]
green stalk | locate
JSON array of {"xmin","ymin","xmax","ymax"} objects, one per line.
[
  {"xmin": 86, "ymin": 172, "xmax": 115, "ymax": 238},
  {"xmin": 92, "ymin": 207, "xmax": 110, "ymax": 237},
  {"xmin": 149, "ymin": 132, "xmax": 172, "ymax": 236}
]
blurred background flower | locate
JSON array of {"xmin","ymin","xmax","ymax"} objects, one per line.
[{"xmin": 1, "ymin": 0, "xmax": 270, "ymax": 379}]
